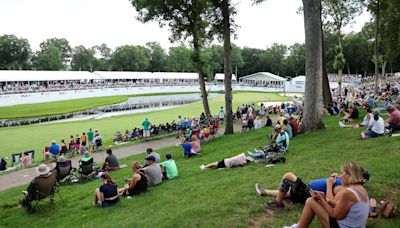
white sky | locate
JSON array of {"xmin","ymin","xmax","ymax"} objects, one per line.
[{"xmin": 0, "ymin": 0, "xmax": 371, "ymax": 52}]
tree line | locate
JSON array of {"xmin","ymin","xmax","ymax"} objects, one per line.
[
  {"xmin": 1, "ymin": 0, "xmax": 399, "ymax": 134},
  {"xmin": 1, "ymin": 24, "xmax": 398, "ymax": 78}
]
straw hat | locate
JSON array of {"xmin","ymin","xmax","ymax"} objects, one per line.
[{"xmin": 35, "ymin": 164, "xmax": 50, "ymax": 175}]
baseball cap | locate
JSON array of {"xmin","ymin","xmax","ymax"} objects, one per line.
[
  {"xmin": 274, "ymin": 124, "xmax": 281, "ymax": 130},
  {"xmin": 145, "ymin": 155, "xmax": 156, "ymax": 161}
]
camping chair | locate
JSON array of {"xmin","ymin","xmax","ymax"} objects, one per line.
[
  {"xmin": 55, "ymin": 160, "xmax": 78, "ymax": 183},
  {"xmin": 79, "ymin": 158, "xmax": 96, "ymax": 183},
  {"xmin": 21, "ymin": 171, "xmax": 65, "ymax": 213},
  {"xmin": 11, "ymin": 153, "xmax": 22, "ymax": 166}
]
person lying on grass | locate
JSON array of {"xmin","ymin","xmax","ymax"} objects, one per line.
[
  {"xmin": 199, "ymin": 153, "xmax": 254, "ymax": 170},
  {"xmin": 255, "ymin": 167, "xmax": 369, "ymax": 209},
  {"xmin": 339, "ymin": 108, "xmax": 372, "ymax": 129},
  {"xmin": 360, "ymin": 110, "xmax": 384, "ymax": 139},
  {"xmin": 93, "ymin": 173, "xmax": 120, "ymax": 207},
  {"xmin": 118, "ymin": 161, "xmax": 148, "ymax": 197},
  {"xmin": 283, "ymin": 162, "xmax": 369, "ymax": 228}
]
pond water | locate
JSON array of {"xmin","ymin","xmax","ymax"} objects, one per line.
[{"xmin": 1, "ymin": 93, "xmax": 223, "ymax": 127}]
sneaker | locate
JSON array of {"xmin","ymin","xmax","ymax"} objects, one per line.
[
  {"xmin": 21, "ymin": 190, "xmax": 28, "ymax": 196},
  {"xmin": 264, "ymin": 199, "xmax": 284, "ymax": 209},
  {"xmin": 199, "ymin": 164, "xmax": 206, "ymax": 170},
  {"xmin": 127, "ymin": 196, "xmax": 132, "ymax": 200},
  {"xmin": 255, "ymin": 183, "xmax": 266, "ymax": 196},
  {"xmin": 247, "ymin": 151, "xmax": 254, "ymax": 156},
  {"xmin": 338, "ymin": 121, "xmax": 345, "ymax": 128},
  {"xmin": 283, "ymin": 224, "xmax": 298, "ymax": 228}
]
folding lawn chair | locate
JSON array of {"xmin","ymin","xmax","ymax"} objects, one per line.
[
  {"xmin": 79, "ymin": 158, "xmax": 96, "ymax": 183},
  {"xmin": 11, "ymin": 153, "xmax": 22, "ymax": 166},
  {"xmin": 21, "ymin": 170, "xmax": 65, "ymax": 213},
  {"xmin": 55, "ymin": 160, "xmax": 78, "ymax": 183}
]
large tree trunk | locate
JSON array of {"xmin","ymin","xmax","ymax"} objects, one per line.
[
  {"xmin": 338, "ymin": 68, "xmax": 343, "ymax": 96},
  {"xmin": 321, "ymin": 29, "xmax": 332, "ymax": 106},
  {"xmin": 373, "ymin": 0, "xmax": 380, "ymax": 94},
  {"xmin": 222, "ymin": 0, "xmax": 234, "ymax": 135},
  {"xmin": 300, "ymin": 0, "xmax": 325, "ymax": 133},
  {"xmin": 192, "ymin": 40, "xmax": 211, "ymax": 116}
]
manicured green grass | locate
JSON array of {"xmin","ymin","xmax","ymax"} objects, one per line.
[
  {"xmin": 0, "ymin": 92, "xmax": 287, "ymax": 160},
  {"xmin": 0, "ymin": 96, "xmax": 128, "ymax": 119},
  {"xmin": 0, "ymin": 115, "xmax": 399, "ymax": 227},
  {"xmin": 0, "ymin": 92, "xmax": 208, "ymax": 120}
]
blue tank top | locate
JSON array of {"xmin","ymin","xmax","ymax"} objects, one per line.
[{"xmin": 307, "ymin": 178, "xmax": 342, "ymax": 193}]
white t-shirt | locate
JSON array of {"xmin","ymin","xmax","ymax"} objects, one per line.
[
  {"xmin": 254, "ymin": 119, "xmax": 262, "ymax": 129},
  {"xmin": 369, "ymin": 117, "xmax": 384, "ymax": 134},
  {"xmin": 360, "ymin": 113, "xmax": 372, "ymax": 127}
]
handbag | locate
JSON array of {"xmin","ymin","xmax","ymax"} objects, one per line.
[{"xmin": 380, "ymin": 200, "xmax": 397, "ymax": 219}]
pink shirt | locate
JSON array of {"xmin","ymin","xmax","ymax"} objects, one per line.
[
  {"xmin": 191, "ymin": 141, "xmax": 201, "ymax": 153},
  {"xmin": 389, "ymin": 109, "xmax": 400, "ymax": 126}
]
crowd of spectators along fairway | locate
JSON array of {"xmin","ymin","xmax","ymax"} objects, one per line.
[{"xmin": 7, "ymin": 74, "xmax": 400, "ymax": 227}]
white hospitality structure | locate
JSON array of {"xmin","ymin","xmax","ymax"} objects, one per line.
[
  {"xmin": 239, "ymin": 72, "xmax": 286, "ymax": 87},
  {"xmin": 213, "ymin": 73, "xmax": 237, "ymax": 83}
]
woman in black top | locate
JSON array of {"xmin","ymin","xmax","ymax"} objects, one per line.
[
  {"xmin": 94, "ymin": 173, "xmax": 120, "ymax": 207},
  {"xmin": 118, "ymin": 161, "xmax": 148, "ymax": 196}
]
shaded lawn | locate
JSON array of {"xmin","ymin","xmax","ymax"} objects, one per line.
[
  {"xmin": 0, "ymin": 92, "xmax": 287, "ymax": 160},
  {"xmin": 0, "ymin": 115, "xmax": 399, "ymax": 227}
]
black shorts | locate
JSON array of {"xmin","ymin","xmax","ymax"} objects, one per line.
[
  {"xmin": 280, "ymin": 177, "xmax": 311, "ymax": 204},
  {"xmin": 217, "ymin": 160, "xmax": 226, "ymax": 168},
  {"xmin": 329, "ymin": 217, "xmax": 340, "ymax": 228}
]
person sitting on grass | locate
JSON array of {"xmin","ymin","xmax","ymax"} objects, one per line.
[
  {"xmin": 0, "ymin": 157, "xmax": 8, "ymax": 171},
  {"xmin": 385, "ymin": 104, "xmax": 400, "ymax": 133},
  {"xmin": 199, "ymin": 153, "xmax": 254, "ymax": 170},
  {"xmin": 255, "ymin": 172, "xmax": 344, "ymax": 209},
  {"xmin": 93, "ymin": 173, "xmax": 120, "ymax": 207},
  {"xmin": 341, "ymin": 103, "xmax": 359, "ymax": 122},
  {"xmin": 283, "ymin": 162, "xmax": 369, "ymax": 228},
  {"xmin": 282, "ymin": 119, "xmax": 293, "ymax": 139},
  {"xmin": 360, "ymin": 110, "xmax": 384, "ymax": 139},
  {"xmin": 118, "ymin": 161, "xmax": 148, "ymax": 197},
  {"xmin": 102, "ymin": 149, "xmax": 120, "ymax": 171},
  {"xmin": 161, "ymin": 153, "xmax": 178, "ymax": 180},
  {"xmin": 183, "ymin": 137, "xmax": 197, "ymax": 158},
  {"xmin": 142, "ymin": 156, "xmax": 163, "ymax": 187},
  {"xmin": 254, "ymin": 116, "xmax": 263, "ymax": 129},
  {"xmin": 145, "ymin": 148, "xmax": 160, "ymax": 164},
  {"xmin": 339, "ymin": 108, "xmax": 372, "ymax": 129},
  {"xmin": 191, "ymin": 136, "xmax": 201, "ymax": 154},
  {"xmin": 265, "ymin": 115, "xmax": 272, "ymax": 127},
  {"xmin": 288, "ymin": 116, "xmax": 299, "ymax": 137},
  {"xmin": 270, "ymin": 124, "xmax": 289, "ymax": 153}
]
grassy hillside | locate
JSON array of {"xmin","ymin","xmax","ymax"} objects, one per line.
[{"xmin": 0, "ymin": 114, "xmax": 399, "ymax": 227}]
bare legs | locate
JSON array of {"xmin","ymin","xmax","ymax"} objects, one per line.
[
  {"xmin": 94, "ymin": 188, "xmax": 104, "ymax": 204},
  {"xmin": 205, "ymin": 162, "xmax": 219, "ymax": 169},
  {"xmin": 297, "ymin": 198, "xmax": 329, "ymax": 228},
  {"xmin": 259, "ymin": 172, "xmax": 297, "ymax": 204}
]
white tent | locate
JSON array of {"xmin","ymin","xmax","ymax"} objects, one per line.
[
  {"xmin": 93, "ymin": 71, "xmax": 198, "ymax": 81},
  {"xmin": 0, "ymin": 70, "xmax": 101, "ymax": 82},
  {"xmin": 291, "ymin": 75, "xmax": 306, "ymax": 86},
  {"xmin": 214, "ymin": 73, "xmax": 237, "ymax": 81},
  {"xmin": 239, "ymin": 72, "xmax": 286, "ymax": 87}
]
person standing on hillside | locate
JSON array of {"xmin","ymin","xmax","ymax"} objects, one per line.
[
  {"xmin": 218, "ymin": 107, "xmax": 225, "ymax": 124},
  {"xmin": 142, "ymin": 118, "xmax": 151, "ymax": 140},
  {"xmin": 87, "ymin": 128, "xmax": 94, "ymax": 151}
]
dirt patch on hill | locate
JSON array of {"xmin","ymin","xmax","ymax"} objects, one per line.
[{"xmin": 248, "ymin": 209, "xmax": 275, "ymax": 228}]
